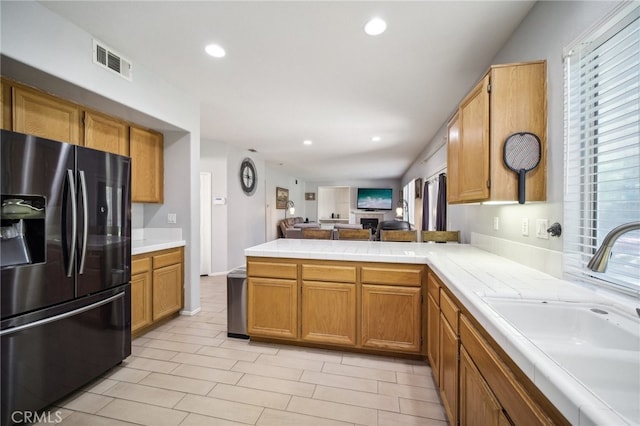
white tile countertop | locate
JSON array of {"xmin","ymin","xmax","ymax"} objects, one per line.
[
  {"xmin": 245, "ymin": 239, "xmax": 640, "ymax": 425},
  {"xmin": 131, "ymin": 228, "xmax": 185, "ymax": 255}
]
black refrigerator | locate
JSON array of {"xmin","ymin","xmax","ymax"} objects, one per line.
[{"xmin": 0, "ymin": 130, "xmax": 131, "ymax": 426}]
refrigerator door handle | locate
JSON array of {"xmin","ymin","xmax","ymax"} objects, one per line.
[
  {"xmin": 65, "ymin": 169, "xmax": 77, "ymax": 278},
  {"xmin": 0, "ymin": 291, "xmax": 126, "ymax": 336},
  {"xmin": 78, "ymin": 170, "xmax": 89, "ymax": 274}
]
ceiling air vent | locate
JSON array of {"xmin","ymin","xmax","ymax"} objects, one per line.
[{"xmin": 92, "ymin": 39, "xmax": 132, "ymax": 81}]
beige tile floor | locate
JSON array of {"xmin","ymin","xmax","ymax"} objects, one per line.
[{"xmin": 41, "ymin": 275, "xmax": 447, "ymax": 425}]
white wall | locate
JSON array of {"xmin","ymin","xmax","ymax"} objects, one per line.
[
  {"xmin": 1, "ymin": 1, "xmax": 202, "ymax": 313},
  {"xmin": 402, "ymin": 1, "xmax": 621, "ymax": 255}
]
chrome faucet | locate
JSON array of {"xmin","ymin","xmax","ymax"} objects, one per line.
[{"xmin": 587, "ymin": 221, "xmax": 640, "ymax": 272}]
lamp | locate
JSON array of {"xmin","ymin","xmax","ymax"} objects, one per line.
[
  {"xmin": 285, "ymin": 200, "xmax": 295, "ymax": 217},
  {"xmin": 396, "ymin": 199, "xmax": 408, "ymax": 219}
]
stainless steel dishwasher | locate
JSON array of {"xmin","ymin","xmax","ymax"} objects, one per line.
[{"xmin": 227, "ymin": 266, "xmax": 249, "ymax": 339}]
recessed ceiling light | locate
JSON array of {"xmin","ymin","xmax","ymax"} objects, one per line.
[
  {"xmin": 205, "ymin": 44, "xmax": 226, "ymax": 58},
  {"xmin": 371, "ymin": 136, "xmax": 381, "ymax": 142},
  {"xmin": 303, "ymin": 140, "xmax": 313, "ymax": 146},
  {"xmin": 364, "ymin": 18, "xmax": 387, "ymax": 36}
]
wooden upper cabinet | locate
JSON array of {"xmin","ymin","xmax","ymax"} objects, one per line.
[
  {"xmin": 448, "ymin": 61, "xmax": 547, "ymax": 204},
  {"xmin": 84, "ymin": 111, "xmax": 129, "ymax": 156},
  {"xmin": 1, "ymin": 80, "xmax": 11, "ymax": 130},
  {"xmin": 457, "ymin": 75, "xmax": 490, "ymax": 202},
  {"xmin": 130, "ymin": 126, "xmax": 164, "ymax": 203},
  {"xmin": 12, "ymin": 86, "xmax": 81, "ymax": 145}
]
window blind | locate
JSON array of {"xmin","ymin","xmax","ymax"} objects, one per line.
[{"xmin": 564, "ymin": 2, "xmax": 640, "ymax": 294}]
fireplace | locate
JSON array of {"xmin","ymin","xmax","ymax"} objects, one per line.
[{"xmin": 360, "ymin": 218, "xmax": 379, "ymax": 230}]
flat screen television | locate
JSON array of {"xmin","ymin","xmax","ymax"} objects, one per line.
[{"xmin": 357, "ymin": 188, "xmax": 393, "ymax": 210}]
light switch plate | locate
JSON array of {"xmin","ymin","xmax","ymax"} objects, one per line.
[
  {"xmin": 493, "ymin": 217, "xmax": 499, "ymax": 231},
  {"xmin": 167, "ymin": 213, "xmax": 177, "ymax": 224},
  {"xmin": 536, "ymin": 219, "xmax": 548, "ymax": 239}
]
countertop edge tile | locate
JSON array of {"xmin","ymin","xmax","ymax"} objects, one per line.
[{"xmin": 132, "ymin": 239, "xmax": 186, "ymax": 255}]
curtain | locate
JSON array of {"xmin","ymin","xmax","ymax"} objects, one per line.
[
  {"xmin": 435, "ymin": 173, "xmax": 447, "ymax": 231},
  {"xmin": 421, "ymin": 180, "xmax": 429, "ymax": 230}
]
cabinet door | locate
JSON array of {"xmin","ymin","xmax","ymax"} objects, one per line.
[
  {"xmin": 361, "ymin": 284, "xmax": 421, "ymax": 353},
  {"xmin": 131, "ymin": 271, "xmax": 153, "ymax": 334},
  {"xmin": 152, "ymin": 263, "xmax": 183, "ymax": 321},
  {"xmin": 12, "ymin": 86, "xmax": 81, "ymax": 145},
  {"xmin": 460, "ymin": 346, "xmax": 504, "ymax": 426},
  {"xmin": 440, "ymin": 313, "xmax": 459, "ymax": 426},
  {"xmin": 301, "ymin": 281, "xmax": 356, "ymax": 346},
  {"xmin": 130, "ymin": 126, "xmax": 163, "ymax": 203},
  {"xmin": 248, "ymin": 277, "xmax": 298, "ymax": 339},
  {"xmin": 84, "ymin": 111, "xmax": 129, "ymax": 156},
  {"xmin": 427, "ymin": 293, "xmax": 440, "ymax": 385},
  {"xmin": 447, "ymin": 112, "xmax": 461, "ymax": 203},
  {"xmin": 457, "ymin": 75, "xmax": 490, "ymax": 202},
  {"xmin": 1, "ymin": 80, "xmax": 10, "ymax": 130}
]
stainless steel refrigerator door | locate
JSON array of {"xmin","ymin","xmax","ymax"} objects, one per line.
[
  {"xmin": 76, "ymin": 146, "xmax": 131, "ymax": 297},
  {"xmin": 1, "ymin": 131, "xmax": 75, "ymax": 318}
]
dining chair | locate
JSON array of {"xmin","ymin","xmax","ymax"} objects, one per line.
[
  {"xmin": 301, "ymin": 228, "xmax": 333, "ymax": 239},
  {"xmin": 380, "ymin": 230, "xmax": 417, "ymax": 242},
  {"xmin": 338, "ymin": 229, "xmax": 371, "ymax": 241},
  {"xmin": 421, "ymin": 231, "xmax": 460, "ymax": 243}
]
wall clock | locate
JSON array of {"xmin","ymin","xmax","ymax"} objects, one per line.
[{"xmin": 240, "ymin": 158, "xmax": 257, "ymax": 195}]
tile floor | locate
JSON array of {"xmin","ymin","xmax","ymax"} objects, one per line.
[{"xmin": 41, "ymin": 275, "xmax": 447, "ymax": 425}]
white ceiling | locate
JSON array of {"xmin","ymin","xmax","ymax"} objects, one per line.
[{"xmin": 40, "ymin": 1, "xmax": 535, "ymax": 182}]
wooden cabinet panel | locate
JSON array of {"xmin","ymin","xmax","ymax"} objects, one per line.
[
  {"xmin": 84, "ymin": 111, "xmax": 129, "ymax": 156},
  {"xmin": 361, "ymin": 284, "xmax": 421, "ymax": 353},
  {"xmin": 152, "ymin": 263, "xmax": 183, "ymax": 321},
  {"xmin": 448, "ymin": 61, "xmax": 547, "ymax": 204},
  {"xmin": 447, "ymin": 112, "xmax": 461, "ymax": 204},
  {"xmin": 130, "ymin": 126, "xmax": 163, "ymax": 203},
  {"xmin": 361, "ymin": 266, "xmax": 422, "ymax": 286},
  {"xmin": 440, "ymin": 290, "xmax": 459, "ymax": 333},
  {"xmin": 440, "ymin": 312, "xmax": 459, "ymax": 426},
  {"xmin": 460, "ymin": 315, "xmax": 553, "ymax": 426},
  {"xmin": 132, "ymin": 248, "xmax": 183, "ymax": 336},
  {"xmin": 301, "ymin": 281, "xmax": 356, "ymax": 346},
  {"xmin": 1, "ymin": 80, "xmax": 10, "ymax": 130},
  {"xmin": 458, "ymin": 75, "xmax": 490, "ymax": 202},
  {"xmin": 12, "ymin": 86, "xmax": 81, "ymax": 145},
  {"xmin": 131, "ymin": 270, "xmax": 152, "ymax": 334},
  {"xmin": 302, "ymin": 263, "xmax": 356, "ymax": 283},
  {"xmin": 427, "ymin": 293, "xmax": 440, "ymax": 386},
  {"xmin": 248, "ymin": 277, "xmax": 298, "ymax": 339},
  {"xmin": 460, "ymin": 346, "xmax": 505, "ymax": 426},
  {"xmin": 248, "ymin": 261, "xmax": 297, "ymax": 280}
]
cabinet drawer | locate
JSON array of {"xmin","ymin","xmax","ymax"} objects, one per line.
[
  {"xmin": 248, "ymin": 261, "xmax": 297, "ymax": 280},
  {"xmin": 427, "ymin": 272, "xmax": 441, "ymax": 305},
  {"xmin": 440, "ymin": 290, "xmax": 459, "ymax": 333},
  {"xmin": 132, "ymin": 256, "xmax": 151, "ymax": 274},
  {"xmin": 153, "ymin": 248, "xmax": 182, "ymax": 269},
  {"xmin": 361, "ymin": 266, "xmax": 422, "ymax": 287},
  {"xmin": 302, "ymin": 264, "xmax": 356, "ymax": 283}
]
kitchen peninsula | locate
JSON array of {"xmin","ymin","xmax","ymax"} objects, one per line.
[{"xmin": 245, "ymin": 239, "xmax": 638, "ymax": 426}]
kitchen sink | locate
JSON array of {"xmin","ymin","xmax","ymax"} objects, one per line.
[{"xmin": 485, "ymin": 298, "xmax": 640, "ymax": 424}]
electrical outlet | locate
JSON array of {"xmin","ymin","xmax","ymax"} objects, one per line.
[
  {"xmin": 521, "ymin": 218, "xmax": 529, "ymax": 236},
  {"xmin": 536, "ymin": 219, "xmax": 549, "ymax": 239},
  {"xmin": 167, "ymin": 213, "xmax": 177, "ymax": 224},
  {"xmin": 493, "ymin": 217, "xmax": 499, "ymax": 231}
]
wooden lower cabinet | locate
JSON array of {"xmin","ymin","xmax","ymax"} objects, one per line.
[
  {"xmin": 460, "ymin": 346, "xmax": 509, "ymax": 426},
  {"xmin": 361, "ymin": 284, "xmax": 421, "ymax": 353},
  {"xmin": 440, "ymin": 311, "xmax": 459, "ymax": 425},
  {"xmin": 131, "ymin": 247, "xmax": 184, "ymax": 336},
  {"xmin": 246, "ymin": 258, "xmax": 426, "ymax": 356},
  {"xmin": 302, "ymin": 281, "xmax": 356, "ymax": 346},
  {"xmin": 247, "ymin": 277, "xmax": 298, "ymax": 339},
  {"xmin": 131, "ymin": 257, "xmax": 152, "ymax": 334}
]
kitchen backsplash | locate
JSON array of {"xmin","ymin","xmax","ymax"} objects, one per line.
[{"xmin": 471, "ymin": 232, "xmax": 563, "ymax": 279}]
